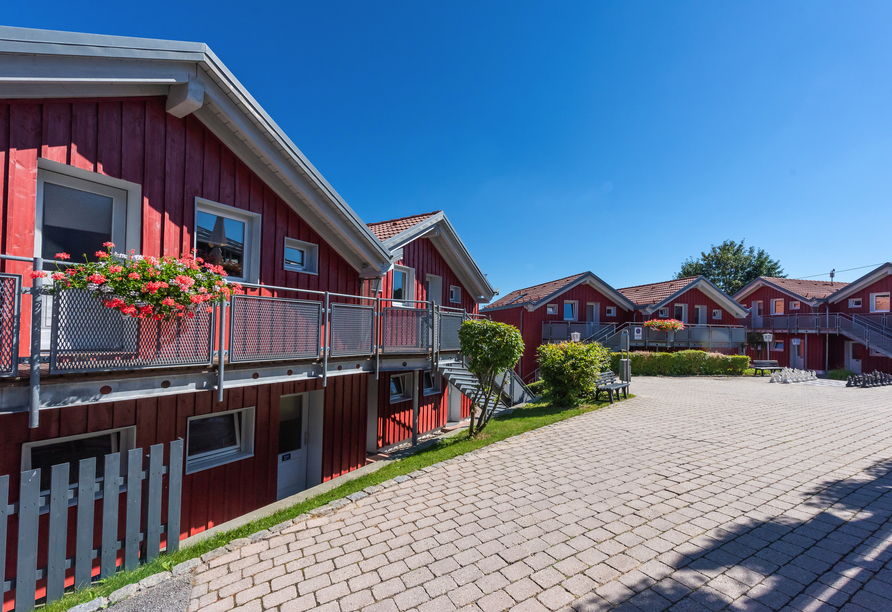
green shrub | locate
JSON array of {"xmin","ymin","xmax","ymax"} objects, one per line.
[
  {"xmin": 610, "ymin": 350, "xmax": 750, "ymax": 376},
  {"xmin": 827, "ymin": 369, "xmax": 855, "ymax": 380},
  {"xmin": 537, "ymin": 341, "xmax": 610, "ymax": 406},
  {"xmin": 525, "ymin": 379, "xmax": 546, "ymax": 395}
]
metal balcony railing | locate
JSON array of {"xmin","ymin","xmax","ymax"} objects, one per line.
[
  {"xmin": 0, "ymin": 253, "xmax": 485, "ymax": 429},
  {"xmin": 602, "ymin": 322, "xmax": 747, "ymax": 349}
]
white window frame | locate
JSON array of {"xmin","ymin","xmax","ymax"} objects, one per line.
[
  {"xmin": 194, "ymin": 198, "xmax": 262, "ymax": 284},
  {"xmin": 789, "ymin": 300, "xmax": 801, "ymax": 310},
  {"xmin": 392, "ymin": 265, "xmax": 415, "ymax": 306},
  {"xmin": 771, "ymin": 299, "xmax": 784, "ymax": 315},
  {"xmin": 605, "ymin": 306, "xmax": 617, "ymax": 317},
  {"xmin": 283, "ymin": 237, "xmax": 318, "ymax": 275},
  {"xmin": 22, "ymin": 426, "xmax": 137, "ymax": 492},
  {"xmin": 422, "ymin": 370, "xmax": 440, "ymax": 396},
  {"xmin": 712, "ymin": 309, "xmax": 722, "ymax": 320},
  {"xmin": 563, "ymin": 301, "xmax": 578, "ymax": 321},
  {"xmin": 870, "ymin": 292, "xmax": 890, "ymax": 313},
  {"xmin": 870, "ymin": 348, "xmax": 884, "ymax": 357},
  {"xmin": 849, "ymin": 298, "xmax": 863, "ymax": 308},
  {"xmin": 390, "ymin": 373, "xmax": 412, "ymax": 403},
  {"xmin": 449, "ymin": 285, "xmax": 461, "ymax": 304},
  {"xmin": 185, "ymin": 407, "xmax": 255, "ymax": 474},
  {"xmin": 658, "ymin": 307, "xmax": 669, "ymax": 318},
  {"xmin": 773, "ymin": 341, "xmax": 784, "ymax": 351},
  {"xmin": 546, "ymin": 304, "xmax": 558, "ymax": 315}
]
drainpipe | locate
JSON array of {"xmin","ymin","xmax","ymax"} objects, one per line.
[
  {"xmin": 29, "ymin": 256, "xmax": 42, "ymax": 429},
  {"xmin": 411, "ymin": 371, "xmax": 419, "ymax": 446}
]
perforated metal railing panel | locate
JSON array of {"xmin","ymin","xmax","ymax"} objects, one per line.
[
  {"xmin": 229, "ymin": 295, "xmax": 322, "ymax": 363},
  {"xmin": 382, "ymin": 307, "xmax": 431, "ymax": 353},
  {"xmin": 330, "ymin": 303, "xmax": 374, "ymax": 357},
  {"xmin": 0, "ymin": 274, "xmax": 20, "ymax": 377},
  {"xmin": 439, "ymin": 313, "xmax": 464, "ymax": 351},
  {"xmin": 50, "ymin": 289, "xmax": 214, "ymax": 373}
]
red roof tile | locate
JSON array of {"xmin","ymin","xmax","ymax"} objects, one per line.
[
  {"xmin": 483, "ymin": 273, "xmax": 588, "ymax": 310},
  {"xmin": 367, "ymin": 211, "xmax": 440, "ymax": 241},
  {"xmin": 758, "ymin": 277, "xmax": 849, "ymax": 300},
  {"xmin": 617, "ymin": 277, "xmax": 699, "ymax": 306}
]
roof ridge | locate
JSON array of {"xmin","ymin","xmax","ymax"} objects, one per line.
[
  {"xmin": 509, "ymin": 272, "xmax": 588, "ymax": 294},
  {"xmin": 617, "ymin": 276, "xmax": 699, "ymax": 291},
  {"xmin": 367, "ymin": 211, "xmax": 442, "ymax": 227}
]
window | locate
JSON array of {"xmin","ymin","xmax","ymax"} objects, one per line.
[
  {"xmin": 659, "ymin": 308, "xmax": 669, "ymax": 318},
  {"xmin": 870, "ymin": 293, "xmax": 890, "ymax": 313},
  {"xmin": 870, "ymin": 348, "xmax": 884, "ymax": 357},
  {"xmin": 712, "ymin": 309, "xmax": 722, "ymax": 320},
  {"xmin": 422, "ymin": 370, "xmax": 440, "ymax": 395},
  {"xmin": 849, "ymin": 298, "xmax": 863, "ymax": 308},
  {"xmin": 546, "ymin": 304, "xmax": 558, "ymax": 315},
  {"xmin": 773, "ymin": 341, "xmax": 784, "ymax": 351},
  {"xmin": 22, "ymin": 427, "xmax": 136, "ymax": 492},
  {"xmin": 753, "ymin": 301, "xmax": 763, "ymax": 317},
  {"xmin": 194, "ymin": 199, "xmax": 261, "ymax": 283},
  {"xmin": 186, "ymin": 408, "xmax": 255, "ymax": 474},
  {"xmin": 564, "ymin": 301, "xmax": 578, "ymax": 321},
  {"xmin": 790, "ymin": 300, "xmax": 800, "ymax": 310},
  {"xmin": 449, "ymin": 286, "xmax": 461, "ymax": 303},
  {"xmin": 390, "ymin": 373, "xmax": 411, "ymax": 403},
  {"xmin": 283, "ymin": 238, "xmax": 318, "ymax": 274},
  {"xmin": 392, "ymin": 266, "xmax": 414, "ymax": 304},
  {"xmin": 605, "ymin": 306, "xmax": 617, "ymax": 317},
  {"xmin": 771, "ymin": 299, "xmax": 784, "ymax": 315}
]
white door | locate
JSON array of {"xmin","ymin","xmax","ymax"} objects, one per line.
[
  {"xmin": 845, "ymin": 342, "xmax": 862, "ymax": 374},
  {"xmin": 277, "ymin": 394, "xmax": 309, "ymax": 500},
  {"xmin": 586, "ymin": 303, "xmax": 599, "ymax": 324},
  {"xmin": 752, "ymin": 301, "xmax": 763, "ymax": 327},
  {"xmin": 694, "ymin": 305, "xmax": 706, "ymax": 325},
  {"xmin": 791, "ymin": 341, "xmax": 804, "ymax": 369},
  {"xmin": 426, "ymin": 274, "xmax": 442, "ymax": 305}
]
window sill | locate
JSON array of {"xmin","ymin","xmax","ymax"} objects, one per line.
[
  {"xmin": 185, "ymin": 451, "xmax": 254, "ymax": 475},
  {"xmin": 389, "ymin": 395, "xmax": 411, "ymax": 404},
  {"xmin": 423, "ymin": 390, "xmax": 440, "ymax": 397},
  {"xmin": 284, "ymin": 266, "xmax": 318, "ymax": 275}
]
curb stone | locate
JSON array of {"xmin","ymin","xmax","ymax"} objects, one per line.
[
  {"xmin": 173, "ymin": 558, "xmax": 201, "ymax": 576},
  {"xmin": 108, "ymin": 584, "xmax": 139, "ymax": 603},
  {"xmin": 70, "ymin": 596, "xmax": 107, "ymax": 612},
  {"xmin": 137, "ymin": 571, "xmax": 172, "ymax": 590}
]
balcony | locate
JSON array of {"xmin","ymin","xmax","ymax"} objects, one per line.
[
  {"xmin": 542, "ymin": 322, "xmax": 615, "ymax": 343},
  {"xmin": 744, "ymin": 313, "xmax": 839, "ymax": 333},
  {"xmin": 602, "ymin": 323, "xmax": 747, "ymax": 350}
]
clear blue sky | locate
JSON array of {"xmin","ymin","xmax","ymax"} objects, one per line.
[{"xmin": 6, "ymin": 2, "xmax": 892, "ymax": 294}]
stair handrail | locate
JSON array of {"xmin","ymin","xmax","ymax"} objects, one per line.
[{"xmin": 584, "ymin": 323, "xmax": 617, "ymax": 344}]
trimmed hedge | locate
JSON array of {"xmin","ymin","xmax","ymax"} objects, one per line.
[{"xmin": 609, "ymin": 350, "xmax": 750, "ymax": 377}]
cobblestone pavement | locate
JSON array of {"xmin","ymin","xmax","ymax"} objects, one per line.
[{"xmin": 188, "ymin": 377, "xmax": 892, "ymax": 612}]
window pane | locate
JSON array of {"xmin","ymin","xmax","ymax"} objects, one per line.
[
  {"xmin": 390, "ymin": 377, "xmax": 404, "ymax": 398},
  {"xmin": 42, "ymin": 182, "xmax": 114, "ymax": 265},
  {"xmin": 393, "ymin": 271, "xmax": 405, "ymax": 301},
  {"xmin": 876, "ymin": 294, "xmax": 890, "ymax": 311},
  {"xmin": 278, "ymin": 409, "xmax": 303, "ymax": 454},
  {"xmin": 284, "ymin": 246, "xmax": 305, "ymax": 269},
  {"xmin": 188, "ymin": 414, "xmax": 239, "ymax": 458},
  {"xmin": 564, "ymin": 303, "xmax": 575, "ymax": 319},
  {"xmin": 423, "ymin": 372, "xmax": 434, "ymax": 390},
  {"xmin": 195, "ymin": 210, "xmax": 245, "ymax": 278},
  {"xmin": 30, "ymin": 433, "xmax": 115, "ymax": 491}
]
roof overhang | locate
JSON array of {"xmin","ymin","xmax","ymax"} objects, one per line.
[
  {"xmin": 643, "ymin": 277, "xmax": 749, "ymax": 318},
  {"xmin": 383, "ymin": 212, "xmax": 496, "ymax": 303},
  {"xmin": 517, "ymin": 272, "xmax": 637, "ymax": 313},
  {"xmin": 827, "ymin": 263, "xmax": 892, "ymax": 303},
  {"xmin": 0, "ymin": 26, "xmax": 395, "ymax": 277},
  {"xmin": 733, "ymin": 278, "xmax": 823, "ymax": 308}
]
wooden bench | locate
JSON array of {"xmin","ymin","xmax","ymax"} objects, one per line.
[
  {"xmin": 752, "ymin": 360, "xmax": 782, "ymax": 376},
  {"xmin": 595, "ymin": 371, "xmax": 630, "ymax": 403}
]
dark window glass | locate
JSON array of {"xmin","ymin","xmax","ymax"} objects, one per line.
[
  {"xmin": 42, "ymin": 182, "xmax": 113, "ymax": 268},
  {"xmin": 284, "ymin": 246, "xmax": 305, "ymax": 269},
  {"xmin": 279, "ymin": 410, "xmax": 303, "ymax": 454},
  {"xmin": 393, "ymin": 271, "xmax": 406, "ymax": 301},
  {"xmin": 30, "ymin": 433, "xmax": 116, "ymax": 491},
  {"xmin": 195, "ymin": 210, "xmax": 245, "ymax": 278},
  {"xmin": 188, "ymin": 414, "xmax": 239, "ymax": 458},
  {"xmin": 390, "ymin": 376, "xmax": 405, "ymax": 400}
]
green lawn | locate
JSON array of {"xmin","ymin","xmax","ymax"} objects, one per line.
[{"xmin": 46, "ymin": 394, "xmax": 630, "ymax": 611}]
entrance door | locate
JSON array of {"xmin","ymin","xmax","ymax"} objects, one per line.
[
  {"xmin": 277, "ymin": 394, "xmax": 309, "ymax": 500},
  {"xmin": 752, "ymin": 301, "xmax": 763, "ymax": 327},
  {"xmin": 694, "ymin": 305, "xmax": 706, "ymax": 325},
  {"xmin": 845, "ymin": 342, "xmax": 862, "ymax": 374},
  {"xmin": 425, "ymin": 274, "xmax": 442, "ymax": 305},
  {"xmin": 586, "ymin": 303, "xmax": 599, "ymax": 338},
  {"xmin": 791, "ymin": 340, "xmax": 804, "ymax": 369}
]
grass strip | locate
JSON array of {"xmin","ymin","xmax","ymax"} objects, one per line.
[{"xmin": 46, "ymin": 394, "xmax": 630, "ymax": 611}]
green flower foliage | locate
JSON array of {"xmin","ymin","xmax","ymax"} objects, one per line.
[
  {"xmin": 458, "ymin": 319, "xmax": 524, "ymax": 436},
  {"xmin": 537, "ymin": 341, "xmax": 610, "ymax": 406}
]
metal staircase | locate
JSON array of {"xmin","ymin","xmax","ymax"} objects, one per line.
[
  {"xmin": 438, "ymin": 358, "xmax": 538, "ymax": 413},
  {"xmin": 838, "ymin": 314, "xmax": 892, "ymax": 359}
]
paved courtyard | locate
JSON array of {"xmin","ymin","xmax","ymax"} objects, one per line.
[{"xmin": 187, "ymin": 377, "xmax": 892, "ymax": 612}]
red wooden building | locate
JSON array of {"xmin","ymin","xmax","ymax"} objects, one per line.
[
  {"xmin": 0, "ymin": 27, "xmax": 499, "ymax": 605},
  {"xmin": 736, "ymin": 265, "xmax": 892, "ymax": 373}
]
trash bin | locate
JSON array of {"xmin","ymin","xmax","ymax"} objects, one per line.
[{"xmin": 570, "ymin": 332, "xmax": 581, "ymax": 342}]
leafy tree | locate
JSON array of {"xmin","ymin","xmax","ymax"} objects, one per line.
[
  {"xmin": 677, "ymin": 239, "xmax": 784, "ymax": 295},
  {"xmin": 536, "ymin": 341, "xmax": 610, "ymax": 406},
  {"xmin": 458, "ymin": 319, "xmax": 525, "ymax": 437}
]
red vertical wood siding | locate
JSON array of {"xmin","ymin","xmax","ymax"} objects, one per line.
[
  {"xmin": 376, "ymin": 371, "xmax": 449, "ymax": 448},
  {"xmin": 736, "ymin": 285, "xmax": 821, "ymax": 316},
  {"xmin": 641, "ymin": 287, "xmax": 743, "ymax": 325},
  {"xmin": 322, "ymin": 373, "xmax": 369, "ymax": 481},
  {"xmin": 831, "ymin": 274, "xmax": 892, "ymax": 315}
]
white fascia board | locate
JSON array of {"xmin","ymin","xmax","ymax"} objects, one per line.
[
  {"xmin": 734, "ymin": 279, "xmax": 821, "ymax": 308},
  {"xmin": 827, "ymin": 264, "xmax": 892, "ymax": 303},
  {"xmin": 528, "ymin": 273, "xmax": 636, "ymax": 313},
  {"xmin": 0, "ymin": 25, "xmax": 207, "ymax": 60}
]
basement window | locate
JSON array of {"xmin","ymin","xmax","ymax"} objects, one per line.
[
  {"xmin": 422, "ymin": 370, "xmax": 440, "ymax": 396},
  {"xmin": 790, "ymin": 300, "xmax": 801, "ymax": 310},
  {"xmin": 390, "ymin": 373, "xmax": 411, "ymax": 403},
  {"xmin": 712, "ymin": 309, "xmax": 722, "ymax": 320},
  {"xmin": 546, "ymin": 304, "xmax": 558, "ymax": 315},
  {"xmin": 186, "ymin": 408, "xmax": 255, "ymax": 474},
  {"xmin": 849, "ymin": 298, "xmax": 862, "ymax": 308},
  {"xmin": 605, "ymin": 306, "xmax": 617, "ymax": 317},
  {"xmin": 22, "ymin": 427, "xmax": 137, "ymax": 492}
]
